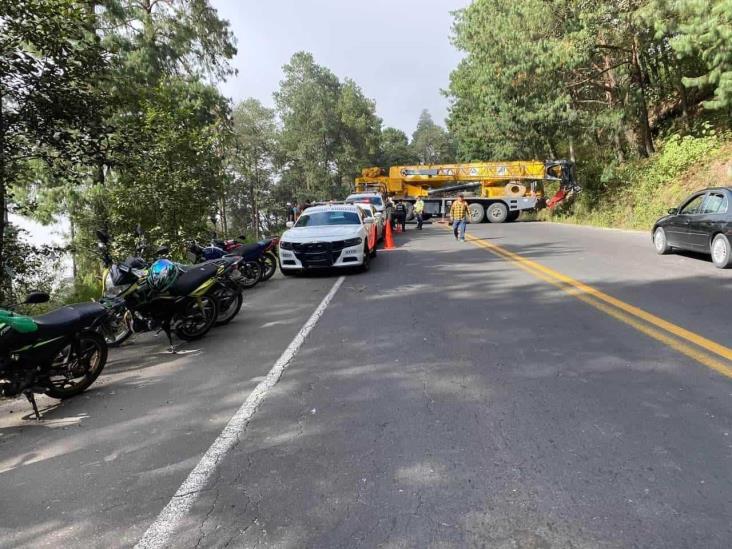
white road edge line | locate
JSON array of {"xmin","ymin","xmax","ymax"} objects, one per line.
[{"xmin": 135, "ymin": 275, "xmax": 346, "ymax": 549}]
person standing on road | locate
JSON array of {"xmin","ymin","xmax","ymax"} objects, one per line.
[
  {"xmin": 386, "ymin": 197, "xmax": 396, "ymax": 230},
  {"xmin": 395, "ymin": 200, "xmax": 407, "ymax": 232},
  {"xmin": 414, "ymin": 197, "xmax": 425, "ymax": 230},
  {"xmin": 450, "ymin": 194, "xmax": 470, "ymax": 242}
]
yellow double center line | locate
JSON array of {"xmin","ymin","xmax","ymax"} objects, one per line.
[{"xmin": 462, "ymin": 233, "xmax": 732, "ymax": 378}]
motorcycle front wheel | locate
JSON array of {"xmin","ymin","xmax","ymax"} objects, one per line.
[
  {"xmin": 239, "ymin": 261, "xmax": 261, "ymax": 289},
  {"xmin": 260, "ymin": 251, "xmax": 278, "ymax": 281},
  {"xmin": 45, "ymin": 330, "xmax": 108, "ymax": 399},
  {"xmin": 174, "ymin": 296, "xmax": 218, "ymax": 341}
]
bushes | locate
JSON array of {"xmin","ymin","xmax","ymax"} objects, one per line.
[{"xmin": 551, "ymin": 131, "xmax": 731, "ymax": 230}]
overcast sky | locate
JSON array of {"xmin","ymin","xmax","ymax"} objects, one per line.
[{"xmin": 212, "ymin": 0, "xmax": 469, "ymax": 136}]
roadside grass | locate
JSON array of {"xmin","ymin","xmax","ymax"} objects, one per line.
[{"xmin": 543, "ymin": 133, "xmax": 732, "ymax": 231}]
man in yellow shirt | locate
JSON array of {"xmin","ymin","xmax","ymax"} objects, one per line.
[
  {"xmin": 414, "ymin": 197, "xmax": 425, "ymax": 230},
  {"xmin": 449, "ymin": 194, "xmax": 470, "ymax": 241}
]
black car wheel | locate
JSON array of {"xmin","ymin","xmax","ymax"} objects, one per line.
[
  {"xmin": 711, "ymin": 234, "xmax": 731, "ymax": 268},
  {"xmin": 653, "ymin": 227, "xmax": 671, "ymax": 255},
  {"xmin": 360, "ymin": 246, "xmax": 371, "ymax": 272}
]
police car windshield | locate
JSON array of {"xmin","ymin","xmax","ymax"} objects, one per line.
[
  {"xmin": 295, "ymin": 211, "xmax": 361, "ymax": 227},
  {"xmin": 347, "ymin": 196, "xmax": 383, "ymax": 206}
]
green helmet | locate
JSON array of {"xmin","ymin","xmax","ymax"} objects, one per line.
[{"xmin": 147, "ymin": 259, "xmax": 179, "ymax": 292}]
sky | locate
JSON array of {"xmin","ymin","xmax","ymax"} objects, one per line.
[{"xmin": 212, "ymin": 0, "xmax": 469, "ymax": 135}]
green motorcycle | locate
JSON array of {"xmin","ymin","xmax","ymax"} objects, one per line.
[{"xmin": 0, "ymin": 292, "xmax": 109, "ymax": 419}]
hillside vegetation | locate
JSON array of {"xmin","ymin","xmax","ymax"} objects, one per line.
[
  {"xmin": 446, "ymin": 0, "xmax": 732, "ymax": 230},
  {"xmin": 548, "ymin": 132, "xmax": 732, "ymax": 230}
]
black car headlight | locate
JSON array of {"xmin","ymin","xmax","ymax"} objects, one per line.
[
  {"xmin": 343, "ymin": 237, "xmax": 362, "ymax": 247},
  {"xmin": 280, "ymin": 240, "xmax": 294, "ymax": 250}
]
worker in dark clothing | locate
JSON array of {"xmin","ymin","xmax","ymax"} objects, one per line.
[{"xmin": 395, "ymin": 200, "xmax": 407, "ymax": 232}]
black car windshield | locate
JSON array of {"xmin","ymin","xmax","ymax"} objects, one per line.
[
  {"xmin": 295, "ymin": 211, "xmax": 361, "ymax": 227},
  {"xmin": 347, "ymin": 196, "xmax": 383, "ymax": 207}
]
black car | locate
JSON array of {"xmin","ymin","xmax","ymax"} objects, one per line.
[{"xmin": 652, "ymin": 187, "xmax": 732, "ymax": 268}]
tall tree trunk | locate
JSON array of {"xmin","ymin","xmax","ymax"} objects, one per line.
[
  {"xmin": 252, "ymin": 153, "xmax": 261, "ymax": 239},
  {"xmin": 0, "ymin": 95, "xmax": 7, "ymax": 302},
  {"xmin": 568, "ymin": 135, "xmax": 576, "ymax": 163},
  {"xmin": 632, "ymin": 35, "xmax": 655, "ymax": 157},
  {"xmin": 601, "ymin": 53, "xmax": 626, "ymax": 162},
  {"xmin": 70, "ymin": 217, "xmax": 77, "ymax": 282}
]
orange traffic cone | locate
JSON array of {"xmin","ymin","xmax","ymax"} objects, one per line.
[{"xmin": 384, "ymin": 220, "xmax": 395, "ymax": 249}]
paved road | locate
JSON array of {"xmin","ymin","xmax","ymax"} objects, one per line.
[{"xmin": 2, "ymin": 221, "xmax": 731, "ymax": 548}]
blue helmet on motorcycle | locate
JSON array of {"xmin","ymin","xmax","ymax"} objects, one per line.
[{"xmin": 147, "ymin": 259, "xmax": 179, "ymax": 292}]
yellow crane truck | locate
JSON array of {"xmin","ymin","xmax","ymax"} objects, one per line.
[{"xmin": 354, "ymin": 159, "xmax": 580, "ymax": 223}]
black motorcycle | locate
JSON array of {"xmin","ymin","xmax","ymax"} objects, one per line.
[
  {"xmin": 0, "ymin": 292, "xmax": 109, "ymax": 419},
  {"xmin": 208, "ymin": 233, "xmax": 278, "ymax": 282},
  {"xmin": 187, "ymin": 240, "xmax": 263, "ymax": 288},
  {"xmin": 96, "ymin": 230, "xmax": 220, "ymax": 351}
]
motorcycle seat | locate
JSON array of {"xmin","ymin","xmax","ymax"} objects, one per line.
[
  {"xmin": 33, "ymin": 303, "xmax": 107, "ymax": 339},
  {"xmin": 169, "ymin": 263, "xmax": 219, "ymax": 296},
  {"xmin": 229, "ymin": 243, "xmax": 264, "ymax": 259},
  {"xmin": 124, "ymin": 256, "xmax": 147, "ymax": 269}
]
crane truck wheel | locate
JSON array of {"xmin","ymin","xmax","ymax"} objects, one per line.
[
  {"xmin": 467, "ymin": 203, "xmax": 485, "ymax": 224},
  {"xmin": 506, "ymin": 211, "xmax": 520, "ymax": 222},
  {"xmin": 487, "ymin": 202, "xmax": 509, "ymax": 223}
]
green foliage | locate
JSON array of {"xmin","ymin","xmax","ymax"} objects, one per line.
[
  {"xmin": 551, "ymin": 131, "xmax": 729, "ymax": 230},
  {"xmin": 670, "ymin": 0, "xmax": 732, "ymax": 111},
  {"xmin": 1, "ymin": 226, "xmax": 64, "ymax": 307},
  {"xmin": 226, "ymin": 98, "xmax": 281, "ymax": 237},
  {"xmin": 377, "ymin": 127, "xmax": 418, "ymax": 166},
  {"xmin": 103, "ymin": 78, "xmax": 229, "ymax": 256},
  {"xmin": 410, "ymin": 110, "xmax": 455, "ymax": 164},
  {"xmin": 447, "ymin": 0, "xmax": 730, "ymax": 165},
  {"xmin": 0, "ymin": 0, "xmax": 107, "ymax": 301},
  {"xmin": 275, "ymin": 52, "xmax": 382, "ymax": 201}
]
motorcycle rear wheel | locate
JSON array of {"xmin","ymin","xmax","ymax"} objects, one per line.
[
  {"xmin": 174, "ymin": 296, "xmax": 218, "ymax": 341},
  {"xmin": 45, "ymin": 331, "xmax": 108, "ymax": 399},
  {"xmin": 215, "ymin": 286, "xmax": 243, "ymax": 326},
  {"xmin": 102, "ymin": 308, "xmax": 133, "ymax": 347}
]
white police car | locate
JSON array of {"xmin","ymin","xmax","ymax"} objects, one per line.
[{"xmin": 279, "ymin": 204, "xmax": 377, "ymax": 275}]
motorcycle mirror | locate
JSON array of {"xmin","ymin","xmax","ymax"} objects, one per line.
[
  {"xmin": 23, "ymin": 291, "xmax": 50, "ymax": 305},
  {"xmin": 156, "ymin": 245, "xmax": 170, "ymax": 256},
  {"xmin": 96, "ymin": 229, "xmax": 110, "ymax": 244},
  {"xmin": 237, "ymin": 235, "xmax": 247, "ymax": 241}
]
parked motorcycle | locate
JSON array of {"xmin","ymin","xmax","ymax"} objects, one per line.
[
  {"xmin": 187, "ymin": 240, "xmax": 262, "ymax": 288},
  {"xmin": 209, "ymin": 234, "xmax": 279, "ymax": 281},
  {"xmin": 0, "ymin": 292, "xmax": 109, "ymax": 419},
  {"xmin": 96, "ymin": 230, "xmax": 221, "ymax": 351}
]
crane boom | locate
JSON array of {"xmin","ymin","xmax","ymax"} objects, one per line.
[{"xmin": 354, "ymin": 159, "xmax": 579, "ymax": 224}]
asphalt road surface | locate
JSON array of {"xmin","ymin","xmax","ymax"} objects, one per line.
[{"xmin": 1, "ymin": 221, "xmax": 731, "ymax": 548}]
